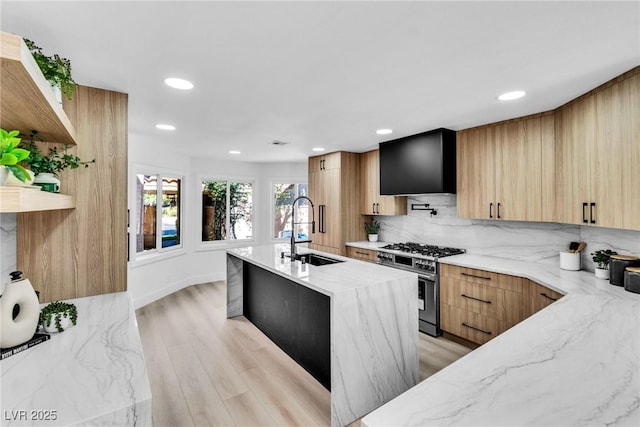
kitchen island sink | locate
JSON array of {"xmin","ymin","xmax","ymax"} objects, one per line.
[{"xmin": 226, "ymin": 245, "xmax": 418, "ymax": 427}]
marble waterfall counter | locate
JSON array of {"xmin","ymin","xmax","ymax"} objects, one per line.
[
  {"xmin": 226, "ymin": 244, "xmax": 419, "ymax": 427},
  {"xmin": 1, "ymin": 292, "xmax": 152, "ymax": 426},
  {"xmin": 363, "ymin": 253, "xmax": 640, "ymax": 427}
]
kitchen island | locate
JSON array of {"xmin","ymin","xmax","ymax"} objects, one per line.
[
  {"xmin": 226, "ymin": 244, "xmax": 418, "ymax": 427},
  {"xmin": 363, "ymin": 254, "xmax": 640, "ymax": 426}
]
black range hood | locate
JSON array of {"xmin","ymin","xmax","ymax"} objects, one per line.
[{"xmin": 379, "ymin": 128, "xmax": 456, "ymax": 195}]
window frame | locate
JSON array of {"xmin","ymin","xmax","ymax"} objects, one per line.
[
  {"xmin": 197, "ymin": 174, "xmax": 256, "ymax": 250},
  {"xmin": 270, "ymin": 178, "xmax": 309, "ymax": 243},
  {"xmin": 129, "ymin": 164, "xmax": 186, "ymax": 266}
]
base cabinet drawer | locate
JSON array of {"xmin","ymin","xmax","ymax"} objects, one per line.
[
  {"xmin": 346, "ymin": 247, "xmax": 377, "ymax": 263},
  {"xmin": 440, "ymin": 264, "xmax": 524, "ymax": 293},
  {"xmin": 441, "ymin": 304, "xmax": 505, "ymax": 345},
  {"xmin": 529, "ymin": 280, "xmax": 564, "ymax": 315}
]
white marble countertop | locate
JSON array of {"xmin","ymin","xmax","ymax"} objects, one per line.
[
  {"xmin": 363, "ymin": 253, "xmax": 640, "ymax": 427},
  {"xmin": 0, "ymin": 292, "xmax": 152, "ymax": 426},
  {"xmin": 227, "ymin": 243, "xmax": 417, "ymax": 297},
  {"xmin": 345, "ymin": 241, "xmax": 389, "ymax": 250}
]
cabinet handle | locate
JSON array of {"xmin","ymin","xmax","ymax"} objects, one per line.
[
  {"xmin": 489, "ymin": 202, "xmax": 493, "ymax": 219},
  {"xmin": 355, "ymin": 251, "xmax": 369, "ymax": 256},
  {"xmin": 540, "ymin": 292, "xmax": 559, "ymax": 302},
  {"xmin": 582, "ymin": 202, "xmax": 588, "ymax": 223},
  {"xmin": 497, "ymin": 202, "xmax": 501, "ymax": 219},
  {"xmin": 590, "ymin": 202, "xmax": 596, "ymax": 224},
  {"xmin": 376, "ymin": 203, "xmax": 380, "ymax": 214},
  {"xmin": 319, "ymin": 205, "xmax": 325, "ymax": 233},
  {"xmin": 461, "ymin": 294, "xmax": 492, "ymax": 304},
  {"xmin": 462, "ymin": 322, "xmax": 492, "ymax": 335},
  {"xmin": 372, "ymin": 203, "xmax": 376, "ymax": 214},
  {"xmin": 320, "ymin": 159, "xmax": 325, "ymax": 170},
  {"xmin": 460, "ymin": 272, "xmax": 491, "ymax": 280}
]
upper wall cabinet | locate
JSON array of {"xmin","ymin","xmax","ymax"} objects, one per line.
[
  {"xmin": 555, "ymin": 68, "xmax": 640, "ymax": 230},
  {"xmin": 457, "ymin": 113, "xmax": 555, "ymax": 222},
  {"xmin": 360, "ymin": 149, "xmax": 407, "ymax": 216},
  {"xmin": 0, "ymin": 32, "xmax": 78, "ymax": 145}
]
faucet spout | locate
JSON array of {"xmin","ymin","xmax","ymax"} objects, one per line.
[{"xmin": 290, "ymin": 196, "xmax": 315, "ymax": 260}]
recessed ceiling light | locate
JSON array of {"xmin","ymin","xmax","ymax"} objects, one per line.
[
  {"xmin": 155, "ymin": 124, "xmax": 176, "ymax": 131},
  {"xmin": 498, "ymin": 90, "xmax": 526, "ymax": 101},
  {"xmin": 376, "ymin": 128, "xmax": 393, "ymax": 135},
  {"xmin": 312, "ymin": 147, "xmax": 325, "ymax": 152},
  {"xmin": 164, "ymin": 77, "xmax": 194, "ymax": 90},
  {"xmin": 229, "ymin": 150, "xmax": 241, "ymax": 155}
]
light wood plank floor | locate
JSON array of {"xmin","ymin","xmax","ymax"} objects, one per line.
[{"xmin": 136, "ymin": 282, "xmax": 472, "ymax": 427}]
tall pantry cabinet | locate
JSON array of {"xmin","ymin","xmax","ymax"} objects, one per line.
[
  {"xmin": 308, "ymin": 151, "xmax": 365, "ymax": 255},
  {"xmin": 17, "ymin": 85, "xmax": 128, "ymax": 302}
]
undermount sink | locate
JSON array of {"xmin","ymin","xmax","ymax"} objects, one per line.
[{"xmin": 299, "ymin": 253, "xmax": 344, "ymax": 266}]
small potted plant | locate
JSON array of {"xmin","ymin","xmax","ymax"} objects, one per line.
[
  {"xmin": 591, "ymin": 249, "xmax": 617, "ymax": 279},
  {"xmin": 21, "ymin": 132, "xmax": 95, "ymax": 192},
  {"xmin": 364, "ymin": 220, "xmax": 380, "ymax": 242},
  {"xmin": 24, "ymin": 39, "xmax": 75, "ymax": 102},
  {"xmin": 40, "ymin": 301, "xmax": 78, "ymax": 333},
  {"xmin": 0, "ymin": 129, "xmax": 31, "ymax": 185}
]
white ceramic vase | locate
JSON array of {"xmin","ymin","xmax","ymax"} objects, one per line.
[
  {"xmin": 368, "ymin": 234, "xmax": 379, "ymax": 242},
  {"xmin": 0, "ymin": 274, "xmax": 41, "ymax": 348},
  {"xmin": 595, "ymin": 267, "xmax": 610, "ymax": 280},
  {"xmin": 43, "ymin": 315, "xmax": 74, "ymax": 333},
  {"xmin": 0, "ymin": 166, "xmax": 8, "ymax": 186}
]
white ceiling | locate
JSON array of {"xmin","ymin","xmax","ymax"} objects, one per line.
[{"xmin": 1, "ymin": 1, "xmax": 639, "ymax": 162}]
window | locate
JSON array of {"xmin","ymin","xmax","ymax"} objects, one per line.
[
  {"xmin": 135, "ymin": 174, "xmax": 182, "ymax": 254},
  {"xmin": 202, "ymin": 180, "xmax": 253, "ymax": 242},
  {"xmin": 273, "ymin": 183, "xmax": 309, "ymax": 240}
]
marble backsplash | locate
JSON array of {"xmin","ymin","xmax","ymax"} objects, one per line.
[
  {"xmin": 376, "ymin": 195, "xmax": 640, "ymax": 272},
  {"xmin": 1, "ymin": 213, "xmax": 17, "ymax": 294}
]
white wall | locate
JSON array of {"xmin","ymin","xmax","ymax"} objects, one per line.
[
  {"xmin": 0, "ymin": 213, "xmax": 17, "ymax": 294},
  {"xmin": 127, "ymin": 135, "xmax": 306, "ymax": 308}
]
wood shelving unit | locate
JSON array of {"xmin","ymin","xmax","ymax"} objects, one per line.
[
  {"xmin": 0, "ymin": 32, "xmax": 78, "ymax": 145},
  {"xmin": 1, "ymin": 31, "xmax": 78, "ymax": 213},
  {"xmin": 0, "ymin": 187, "xmax": 75, "ymax": 212}
]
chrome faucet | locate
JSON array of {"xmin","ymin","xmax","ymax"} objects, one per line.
[{"xmin": 290, "ymin": 196, "xmax": 315, "ymax": 260}]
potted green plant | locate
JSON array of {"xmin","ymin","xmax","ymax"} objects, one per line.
[
  {"xmin": 22, "ymin": 133, "xmax": 95, "ymax": 192},
  {"xmin": 24, "ymin": 39, "xmax": 75, "ymax": 102},
  {"xmin": 364, "ymin": 220, "xmax": 380, "ymax": 242},
  {"xmin": 40, "ymin": 301, "xmax": 78, "ymax": 333},
  {"xmin": 0, "ymin": 129, "xmax": 31, "ymax": 185},
  {"xmin": 591, "ymin": 249, "xmax": 617, "ymax": 279}
]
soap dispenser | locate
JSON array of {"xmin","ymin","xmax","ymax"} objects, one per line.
[{"xmin": 0, "ymin": 271, "xmax": 41, "ymax": 348}]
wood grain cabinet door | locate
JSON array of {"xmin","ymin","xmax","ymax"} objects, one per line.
[{"xmin": 359, "ymin": 149, "xmax": 407, "ymax": 216}]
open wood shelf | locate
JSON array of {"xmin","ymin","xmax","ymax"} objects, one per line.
[
  {"xmin": 0, "ymin": 186, "xmax": 75, "ymax": 212},
  {"xmin": 0, "ymin": 32, "xmax": 78, "ymax": 145}
]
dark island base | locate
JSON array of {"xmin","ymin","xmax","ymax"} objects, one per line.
[{"xmin": 243, "ymin": 261, "xmax": 331, "ymax": 390}]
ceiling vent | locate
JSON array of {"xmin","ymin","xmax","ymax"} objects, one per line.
[{"xmin": 269, "ymin": 140, "xmax": 289, "ymax": 146}]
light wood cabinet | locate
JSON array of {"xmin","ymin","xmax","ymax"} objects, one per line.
[
  {"xmin": 528, "ymin": 280, "xmax": 564, "ymax": 315},
  {"xmin": 457, "ymin": 113, "xmax": 555, "ymax": 222},
  {"xmin": 359, "ymin": 150, "xmax": 407, "ymax": 216},
  {"xmin": 17, "ymin": 85, "xmax": 128, "ymax": 302},
  {"xmin": 308, "ymin": 152, "xmax": 365, "ymax": 255},
  {"xmin": 555, "ymin": 68, "xmax": 640, "ymax": 229},
  {"xmin": 440, "ymin": 264, "xmax": 528, "ymax": 345},
  {"xmin": 346, "ymin": 246, "xmax": 377, "ymax": 263}
]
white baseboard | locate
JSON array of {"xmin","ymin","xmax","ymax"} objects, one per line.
[{"xmin": 132, "ymin": 272, "xmax": 225, "ymax": 309}]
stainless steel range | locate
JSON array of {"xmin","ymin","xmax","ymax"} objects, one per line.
[{"xmin": 377, "ymin": 242, "xmax": 465, "ymax": 336}]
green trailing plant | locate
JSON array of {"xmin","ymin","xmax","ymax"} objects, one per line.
[
  {"xmin": 40, "ymin": 301, "xmax": 78, "ymax": 333},
  {"xmin": 0, "ymin": 129, "xmax": 31, "ymax": 182},
  {"xmin": 591, "ymin": 249, "xmax": 618, "ymax": 269},
  {"xmin": 22, "ymin": 131, "xmax": 95, "ymax": 175},
  {"xmin": 364, "ymin": 219, "xmax": 380, "ymax": 234},
  {"xmin": 24, "ymin": 39, "xmax": 75, "ymax": 100}
]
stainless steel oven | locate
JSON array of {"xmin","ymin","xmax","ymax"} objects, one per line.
[{"xmin": 377, "ymin": 242, "xmax": 464, "ymax": 336}]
